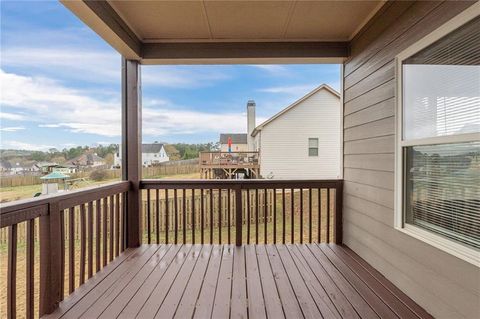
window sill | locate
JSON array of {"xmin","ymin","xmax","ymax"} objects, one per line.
[{"xmin": 395, "ymin": 224, "xmax": 480, "ymax": 267}]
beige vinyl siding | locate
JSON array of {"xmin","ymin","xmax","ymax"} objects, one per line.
[
  {"xmin": 259, "ymin": 89, "xmax": 341, "ymax": 179},
  {"xmin": 343, "ymin": 1, "xmax": 479, "ymax": 318}
]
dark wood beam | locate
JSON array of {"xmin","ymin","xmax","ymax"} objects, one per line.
[
  {"xmin": 122, "ymin": 58, "xmax": 142, "ymax": 248},
  {"xmin": 142, "ymin": 41, "xmax": 349, "ymax": 64}
]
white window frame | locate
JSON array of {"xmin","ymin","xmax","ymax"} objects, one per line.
[
  {"xmin": 394, "ymin": 3, "xmax": 480, "ymax": 266},
  {"xmin": 308, "ymin": 137, "xmax": 319, "ymax": 157}
]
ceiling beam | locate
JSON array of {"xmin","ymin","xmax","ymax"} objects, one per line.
[
  {"xmin": 61, "ymin": 0, "xmax": 142, "ymax": 59},
  {"xmin": 141, "ymin": 41, "xmax": 349, "ymax": 64}
]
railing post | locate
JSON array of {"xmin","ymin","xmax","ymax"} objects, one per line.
[
  {"xmin": 39, "ymin": 201, "xmax": 63, "ymax": 315},
  {"xmin": 235, "ymin": 186, "xmax": 243, "ymax": 246},
  {"xmin": 122, "ymin": 58, "xmax": 142, "ymax": 248},
  {"xmin": 335, "ymin": 181, "xmax": 343, "ymax": 244}
]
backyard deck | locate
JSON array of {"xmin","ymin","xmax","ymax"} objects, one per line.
[{"xmin": 44, "ymin": 244, "xmax": 431, "ymax": 319}]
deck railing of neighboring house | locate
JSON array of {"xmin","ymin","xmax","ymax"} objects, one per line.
[
  {"xmin": 140, "ymin": 179, "xmax": 343, "ymax": 246},
  {"xmin": 0, "ymin": 181, "xmax": 129, "ymax": 318},
  {"xmin": 199, "ymin": 151, "xmax": 260, "ymax": 168}
]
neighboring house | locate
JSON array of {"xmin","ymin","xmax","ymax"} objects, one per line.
[
  {"xmin": 0, "ymin": 160, "xmax": 12, "ymax": 174},
  {"xmin": 52, "ymin": 164, "xmax": 77, "ymax": 174},
  {"xmin": 35, "ymin": 162, "xmax": 59, "ymax": 174},
  {"xmin": 251, "ymin": 84, "xmax": 341, "ymax": 179},
  {"xmin": 70, "ymin": 153, "xmax": 106, "ymax": 168},
  {"xmin": 114, "ymin": 142, "xmax": 169, "ymax": 167},
  {"xmin": 219, "ymin": 133, "xmax": 248, "ymax": 152}
]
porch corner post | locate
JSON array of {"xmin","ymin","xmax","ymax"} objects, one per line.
[
  {"xmin": 235, "ymin": 186, "xmax": 243, "ymax": 246},
  {"xmin": 122, "ymin": 58, "xmax": 142, "ymax": 248}
]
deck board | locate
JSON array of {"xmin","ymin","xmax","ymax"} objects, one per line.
[{"xmin": 45, "ymin": 244, "xmax": 432, "ymax": 319}]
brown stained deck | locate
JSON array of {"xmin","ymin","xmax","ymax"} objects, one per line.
[{"xmin": 44, "ymin": 244, "xmax": 432, "ymax": 319}]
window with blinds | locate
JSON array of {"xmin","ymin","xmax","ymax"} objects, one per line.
[
  {"xmin": 401, "ymin": 16, "xmax": 480, "ymax": 250},
  {"xmin": 308, "ymin": 138, "xmax": 318, "ymax": 156}
]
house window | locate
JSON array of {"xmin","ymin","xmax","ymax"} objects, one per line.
[
  {"xmin": 308, "ymin": 138, "xmax": 318, "ymax": 156},
  {"xmin": 396, "ymin": 13, "xmax": 480, "ymax": 261}
]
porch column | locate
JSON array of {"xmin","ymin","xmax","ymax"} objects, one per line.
[{"xmin": 122, "ymin": 58, "xmax": 142, "ymax": 248}]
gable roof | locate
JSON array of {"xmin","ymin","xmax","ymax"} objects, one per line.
[
  {"xmin": 251, "ymin": 84, "xmax": 340, "ymax": 137},
  {"xmin": 70, "ymin": 153, "xmax": 105, "ymax": 165},
  {"xmin": 220, "ymin": 134, "xmax": 248, "ymax": 144},
  {"xmin": 142, "ymin": 143, "xmax": 165, "ymax": 153}
]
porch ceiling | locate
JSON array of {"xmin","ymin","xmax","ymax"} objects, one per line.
[{"xmin": 61, "ymin": 0, "xmax": 385, "ymax": 64}]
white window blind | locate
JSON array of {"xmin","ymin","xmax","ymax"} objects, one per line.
[{"xmin": 402, "ymin": 16, "xmax": 480, "ymax": 250}]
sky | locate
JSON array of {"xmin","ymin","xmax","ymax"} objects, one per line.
[{"xmin": 0, "ymin": 1, "xmax": 340, "ymax": 151}]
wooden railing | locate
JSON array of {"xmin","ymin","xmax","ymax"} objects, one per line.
[
  {"xmin": 199, "ymin": 151, "xmax": 260, "ymax": 167},
  {"xmin": 0, "ymin": 181, "xmax": 129, "ymax": 318},
  {"xmin": 140, "ymin": 179, "xmax": 343, "ymax": 246}
]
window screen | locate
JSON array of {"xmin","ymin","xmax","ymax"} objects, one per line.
[
  {"xmin": 308, "ymin": 138, "xmax": 318, "ymax": 156},
  {"xmin": 402, "ymin": 17, "xmax": 480, "ymax": 250}
]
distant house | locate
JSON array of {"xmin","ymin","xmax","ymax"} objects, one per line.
[
  {"xmin": 52, "ymin": 164, "xmax": 77, "ymax": 174},
  {"xmin": 0, "ymin": 160, "xmax": 12, "ymax": 174},
  {"xmin": 219, "ymin": 134, "xmax": 248, "ymax": 152},
  {"xmin": 35, "ymin": 162, "xmax": 59, "ymax": 174},
  {"xmin": 251, "ymin": 84, "xmax": 341, "ymax": 179},
  {"xmin": 114, "ymin": 142, "xmax": 169, "ymax": 167},
  {"xmin": 70, "ymin": 153, "xmax": 106, "ymax": 168}
]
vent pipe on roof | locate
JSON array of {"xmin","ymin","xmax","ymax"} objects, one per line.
[{"xmin": 247, "ymin": 100, "xmax": 256, "ymax": 151}]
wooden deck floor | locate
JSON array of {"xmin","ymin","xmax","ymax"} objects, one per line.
[{"xmin": 44, "ymin": 244, "xmax": 432, "ymax": 319}]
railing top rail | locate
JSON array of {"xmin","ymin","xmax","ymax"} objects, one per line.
[
  {"xmin": 0, "ymin": 181, "xmax": 130, "ymax": 219},
  {"xmin": 140, "ymin": 179, "xmax": 342, "ymax": 189}
]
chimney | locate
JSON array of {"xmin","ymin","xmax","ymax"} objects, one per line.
[{"xmin": 247, "ymin": 100, "xmax": 256, "ymax": 151}]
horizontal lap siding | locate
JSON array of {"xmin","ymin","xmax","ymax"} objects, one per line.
[
  {"xmin": 342, "ymin": 1, "xmax": 480, "ymax": 318},
  {"xmin": 260, "ymin": 89, "xmax": 341, "ymax": 179}
]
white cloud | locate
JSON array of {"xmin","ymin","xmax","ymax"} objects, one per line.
[
  {"xmin": 249, "ymin": 65, "xmax": 288, "ymax": 74},
  {"xmin": 257, "ymin": 84, "xmax": 319, "ymax": 95},
  {"xmin": 2, "ymin": 140, "xmax": 55, "ymax": 151},
  {"xmin": 0, "ymin": 126, "xmax": 26, "ymax": 132},
  {"xmin": 0, "ymin": 69, "xmax": 250, "ymax": 142},
  {"xmin": 0, "ymin": 112, "xmax": 26, "ymax": 121}
]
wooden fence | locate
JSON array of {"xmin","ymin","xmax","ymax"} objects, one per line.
[{"xmin": 0, "ymin": 159, "xmax": 199, "ymax": 188}]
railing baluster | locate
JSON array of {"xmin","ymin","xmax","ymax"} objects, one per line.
[
  {"xmin": 156, "ymin": 189, "xmax": 160, "ymax": 244},
  {"xmin": 318, "ymin": 188, "xmax": 322, "ymax": 243},
  {"xmin": 235, "ymin": 187, "xmax": 242, "ymax": 246},
  {"xmin": 264, "ymin": 189, "xmax": 267, "ymax": 244},
  {"xmin": 116, "ymin": 193, "xmax": 120, "ymax": 256},
  {"xmin": 174, "ymin": 189, "xmax": 178, "ymax": 244},
  {"xmin": 291, "ymin": 188, "xmax": 294, "ymax": 244},
  {"xmin": 147, "ymin": 189, "xmax": 151, "ymax": 244},
  {"xmin": 192, "ymin": 189, "xmax": 195, "ymax": 244},
  {"xmin": 210, "ymin": 189, "xmax": 213, "ymax": 244},
  {"xmin": 227, "ymin": 188, "xmax": 231, "ymax": 245},
  {"xmin": 255, "ymin": 189, "xmax": 259, "ymax": 245},
  {"xmin": 103, "ymin": 198, "xmax": 108, "ymax": 267},
  {"xmin": 309, "ymin": 188, "xmax": 312, "ymax": 243},
  {"xmin": 26, "ymin": 220, "xmax": 34, "ymax": 319},
  {"xmin": 300, "ymin": 189, "xmax": 303, "ymax": 244},
  {"xmin": 88, "ymin": 202, "xmax": 93, "ymax": 279},
  {"xmin": 247, "ymin": 189, "xmax": 251, "ymax": 244},
  {"xmin": 60, "ymin": 210, "xmax": 65, "ymax": 300},
  {"xmin": 200, "ymin": 189, "xmax": 204, "ymax": 244},
  {"xmin": 282, "ymin": 189, "xmax": 286, "ymax": 244},
  {"xmin": 218, "ymin": 189, "xmax": 222, "ymax": 244},
  {"xmin": 109, "ymin": 196, "xmax": 114, "ymax": 262},
  {"xmin": 273, "ymin": 189, "xmax": 277, "ymax": 244},
  {"xmin": 335, "ymin": 182, "xmax": 343, "ymax": 244},
  {"xmin": 96, "ymin": 199, "xmax": 101, "ymax": 272},
  {"xmin": 69, "ymin": 207, "xmax": 75, "ymax": 293},
  {"xmin": 79, "ymin": 204, "xmax": 86, "ymax": 285},
  {"xmin": 183, "ymin": 189, "xmax": 187, "ymax": 244},
  {"xmin": 165, "ymin": 189, "xmax": 169, "ymax": 244},
  {"xmin": 7, "ymin": 224, "xmax": 17, "ymax": 319},
  {"xmin": 326, "ymin": 188, "xmax": 330, "ymax": 243}
]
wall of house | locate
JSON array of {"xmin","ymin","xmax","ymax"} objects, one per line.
[
  {"xmin": 342, "ymin": 1, "xmax": 479, "ymax": 318},
  {"xmin": 142, "ymin": 147, "xmax": 169, "ymax": 166},
  {"xmin": 258, "ymin": 89, "xmax": 341, "ymax": 179}
]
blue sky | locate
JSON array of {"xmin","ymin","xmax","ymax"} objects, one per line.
[{"xmin": 0, "ymin": 1, "xmax": 340, "ymax": 150}]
